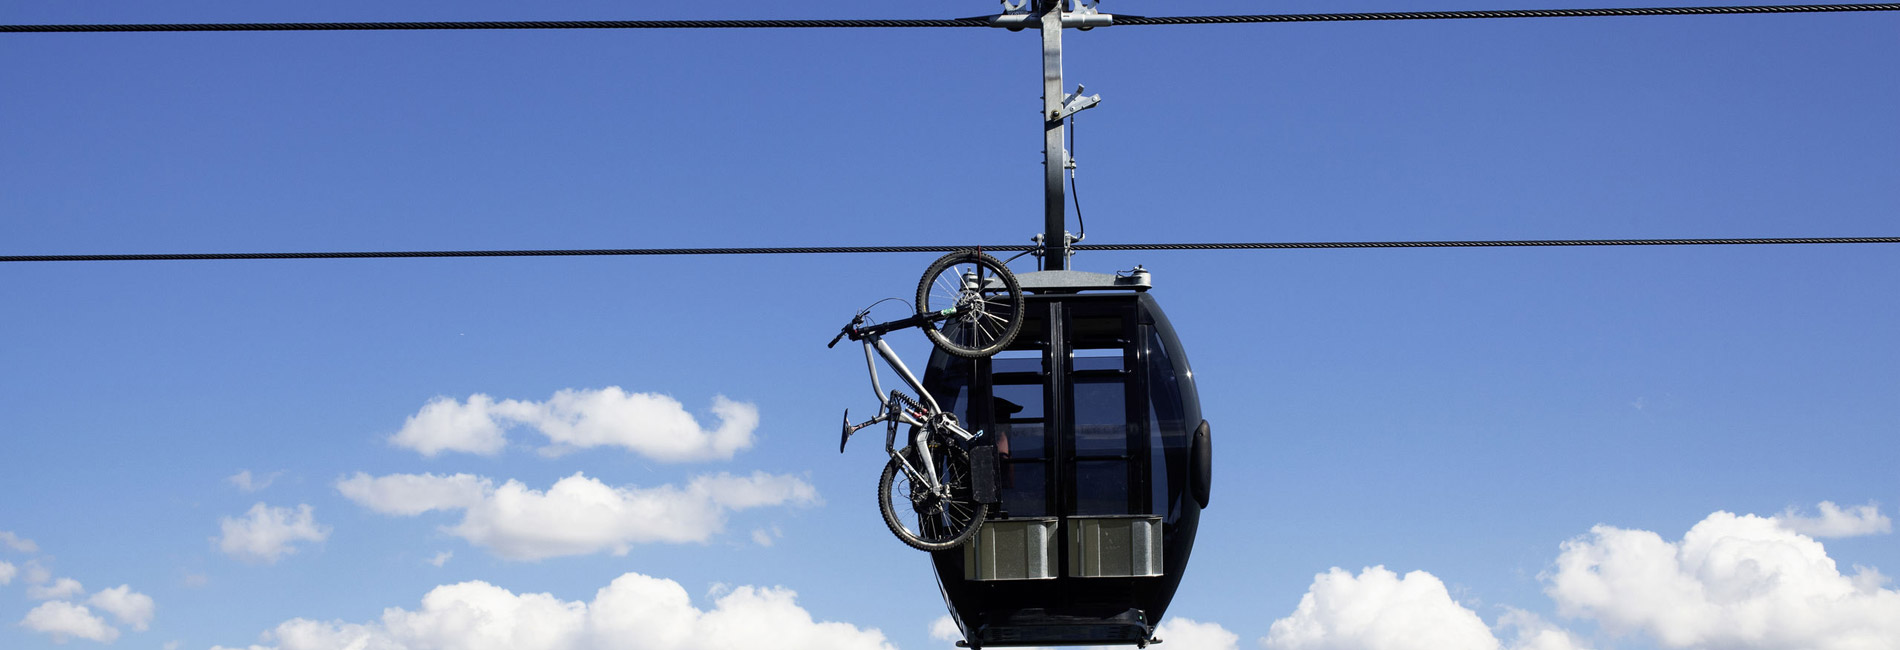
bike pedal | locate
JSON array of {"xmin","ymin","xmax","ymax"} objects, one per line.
[{"xmin": 839, "ymin": 409, "xmax": 854, "ymax": 453}]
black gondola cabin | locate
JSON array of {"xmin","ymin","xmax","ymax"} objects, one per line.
[{"xmin": 922, "ymin": 269, "xmax": 1211, "ymax": 648}]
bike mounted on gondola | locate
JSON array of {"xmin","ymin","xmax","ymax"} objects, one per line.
[{"xmin": 829, "ymin": 250, "xmax": 1026, "ymax": 551}]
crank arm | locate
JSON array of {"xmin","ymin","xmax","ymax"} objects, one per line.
[{"xmin": 839, "ymin": 409, "xmax": 885, "ymax": 453}]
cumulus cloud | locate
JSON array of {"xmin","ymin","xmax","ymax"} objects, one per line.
[
  {"xmin": 929, "ymin": 615, "xmax": 962, "ymax": 642},
  {"xmin": 337, "ymin": 471, "xmax": 819, "ymax": 560},
  {"xmin": 211, "ymin": 572, "xmax": 892, "ymax": 650},
  {"xmin": 334, "ymin": 472, "xmax": 489, "ymax": 516},
  {"xmin": 1546, "ymin": 510, "xmax": 1900, "ymax": 649},
  {"xmin": 0, "ymin": 560, "xmax": 15, "ymax": 585},
  {"xmin": 1773, "ymin": 501, "xmax": 1892, "ymax": 539},
  {"xmin": 390, "ymin": 394, "xmax": 513, "ymax": 457},
  {"xmin": 0, "ymin": 530, "xmax": 37, "ymax": 553},
  {"xmin": 29, "ymin": 577, "xmax": 86, "ymax": 601},
  {"xmin": 24, "ymin": 560, "xmax": 52, "ymax": 584},
  {"xmin": 388, "ymin": 389, "xmax": 759, "ymax": 461},
  {"xmin": 88, "ymin": 585, "xmax": 155, "ymax": 631},
  {"xmin": 1264, "ymin": 566, "xmax": 1500, "ymax": 650},
  {"xmin": 1495, "ymin": 609, "xmax": 1591, "ymax": 650},
  {"xmin": 228, "ymin": 470, "xmax": 284, "ymax": 493},
  {"xmin": 216, "ymin": 503, "xmax": 332, "ymax": 564},
  {"xmin": 20, "ymin": 600, "xmax": 120, "ymax": 643},
  {"xmin": 427, "ymin": 551, "xmax": 453, "ymax": 568},
  {"xmin": 1155, "ymin": 617, "xmax": 1240, "ymax": 650}
]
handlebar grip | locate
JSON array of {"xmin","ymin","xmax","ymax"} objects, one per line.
[{"xmin": 827, "ymin": 330, "xmax": 848, "ymax": 348}]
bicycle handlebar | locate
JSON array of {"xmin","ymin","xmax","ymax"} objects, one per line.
[{"xmin": 828, "ymin": 308, "xmax": 953, "ymax": 348}]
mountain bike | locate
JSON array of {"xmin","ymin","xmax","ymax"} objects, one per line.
[{"xmin": 828, "ymin": 250, "xmax": 1025, "ymax": 551}]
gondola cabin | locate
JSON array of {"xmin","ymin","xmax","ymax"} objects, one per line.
[{"xmin": 922, "ymin": 269, "xmax": 1211, "ymax": 648}]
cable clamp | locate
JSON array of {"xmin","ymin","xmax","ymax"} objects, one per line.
[{"xmin": 988, "ymin": 2, "xmax": 1114, "ymax": 30}]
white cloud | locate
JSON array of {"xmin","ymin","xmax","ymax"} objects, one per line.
[
  {"xmin": 1545, "ymin": 510, "xmax": 1900, "ymax": 649},
  {"xmin": 1773, "ymin": 501, "xmax": 1892, "ymax": 538},
  {"xmin": 29, "ymin": 577, "xmax": 86, "ymax": 601},
  {"xmin": 20, "ymin": 600, "xmax": 120, "ymax": 643},
  {"xmin": 427, "ymin": 551, "xmax": 453, "ymax": 568},
  {"xmin": 1263, "ymin": 566, "xmax": 1500, "ymax": 650},
  {"xmin": 88, "ymin": 585, "xmax": 155, "ymax": 631},
  {"xmin": 335, "ymin": 472, "xmax": 489, "ymax": 516},
  {"xmin": 338, "ymin": 471, "xmax": 818, "ymax": 561},
  {"xmin": 228, "ymin": 470, "xmax": 284, "ymax": 493},
  {"xmin": 212, "ymin": 571, "xmax": 892, "ymax": 650},
  {"xmin": 387, "ymin": 389, "xmax": 759, "ymax": 462},
  {"xmin": 929, "ymin": 615, "xmax": 962, "ymax": 642},
  {"xmin": 216, "ymin": 503, "xmax": 332, "ymax": 564},
  {"xmin": 1155, "ymin": 617, "xmax": 1240, "ymax": 650},
  {"xmin": 750, "ymin": 529, "xmax": 774, "ymax": 547},
  {"xmin": 24, "ymin": 560, "xmax": 52, "ymax": 584},
  {"xmin": 0, "ymin": 530, "xmax": 38, "ymax": 553},
  {"xmin": 511, "ymin": 390, "xmax": 758, "ymax": 461},
  {"xmin": 0, "ymin": 560, "xmax": 15, "ymax": 585},
  {"xmin": 390, "ymin": 394, "xmax": 512, "ymax": 457},
  {"xmin": 1495, "ymin": 609, "xmax": 1591, "ymax": 650}
]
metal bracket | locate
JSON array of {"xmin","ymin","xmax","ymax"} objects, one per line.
[
  {"xmin": 989, "ymin": 1, "xmax": 1114, "ymax": 30},
  {"xmin": 1052, "ymin": 84, "xmax": 1100, "ymax": 122},
  {"xmin": 1068, "ymin": 1, "xmax": 1111, "ymax": 30}
]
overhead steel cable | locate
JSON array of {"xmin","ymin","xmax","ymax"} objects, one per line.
[
  {"xmin": 5, "ymin": 237, "xmax": 1896, "ymax": 263},
  {"xmin": 5, "ymin": 4, "xmax": 1897, "ymax": 33},
  {"xmin": 1109, "ymin": 3, "xmax": 1900, "ymax": 26},
  {"xmin": 0, "ymin": 18, "xmax": 991, "ymax": 33}
]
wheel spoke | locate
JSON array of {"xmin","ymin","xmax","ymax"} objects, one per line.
[
  {"xmin": 943, "ymin": 321, "xmax": 967, "ymax": 346},
  {"xmin": 974, "ymin": 317, "xmax": 998, "ymax": 344},
  {"xmin": 934, "ymin": 272, "xmax": 960, "ymax": 310}
]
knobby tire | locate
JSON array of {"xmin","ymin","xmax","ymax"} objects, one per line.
[
  {"xmin": 916, "ymin": 250, "xmax": 1025, "ymax": 359},
  {"xmin": 878, "ymin": 444, "xmax": 988, "ymax": 552}
]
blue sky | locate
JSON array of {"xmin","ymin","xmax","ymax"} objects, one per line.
[{"xmin": 2, "ymin": 1, "xmax": 1896, "ymax": 649}]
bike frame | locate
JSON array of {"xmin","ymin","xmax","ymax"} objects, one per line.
[{"xmin": 850, "ymin": 328, "xmax": 981, "ymax": 498}]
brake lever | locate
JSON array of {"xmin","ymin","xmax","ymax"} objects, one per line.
[{"xmin": 826, "ymin": 313, "xmax": 868, "ymax": 348}]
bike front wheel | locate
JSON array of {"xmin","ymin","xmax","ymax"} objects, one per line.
[
  {"xmin": 916, "ymin": 250, "xmax": 1025, "ymax": 359},
  {"xmin": 878, "ymin": 442, "xmax": 989, "ymax": 552}
]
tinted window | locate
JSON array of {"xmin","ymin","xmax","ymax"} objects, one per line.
[
  {"xmin": 1073, "ymin": 460, "xmax": 1131, "ymax": 515},
  {"xmin": 1148, "ymin": 327, "xmax": 1189, "ymax": 517},
  {"xmin": 1072, "ymin": 378, "xmax": 1128, "ymax": 456}
]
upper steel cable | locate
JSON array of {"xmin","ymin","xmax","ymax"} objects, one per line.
[
  {"xmin": 4, "ymin": 238, "xmax": 1896, "ymax": 263},
  {"xmin": 0, "ymin": 18, "xmax": 991, "ymax": 33},
  {"xmin": 4, "ymin": 4, "xmax": 1897, "ymax": 33}
]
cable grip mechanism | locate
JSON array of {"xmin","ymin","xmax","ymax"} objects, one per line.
[{"xmin": 989, "ymin": 0, "xmax": 1115, "ymax": 30}]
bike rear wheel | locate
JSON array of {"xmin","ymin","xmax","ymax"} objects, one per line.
[
  {"xmin": 878, "ymin": 442, "xmax": 988, "ymax": 552},
  {"xmin": 917, "ymin": 250, "xmax": 1025, "ymax": 359}
]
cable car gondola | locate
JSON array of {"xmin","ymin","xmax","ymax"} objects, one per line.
[{"xmin": 922, "ymin": 268, "xmax": 1212, "ymax": 648}]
